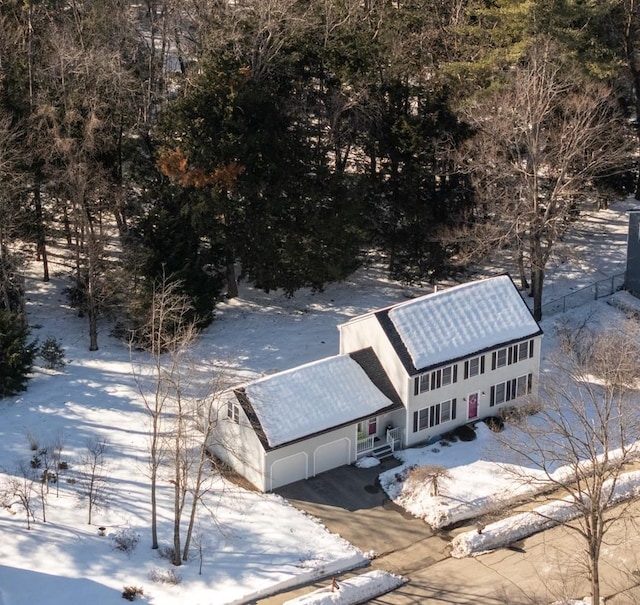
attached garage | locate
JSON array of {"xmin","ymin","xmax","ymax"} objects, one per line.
[
  {"xmin": 220, "ymin": 351, "xmax": 403, "ymax": 491},
  {"xmin": 314, "ymin": 438, "xmax": 350, "ymax": 476},
  {"xmin": 269, "ymin": 452, "xmax": 308, "ymax": 491}
]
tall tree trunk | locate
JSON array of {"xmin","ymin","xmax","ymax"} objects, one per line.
[
  {"xmin": 633, "ymin": 74, "xmax": 640, "ymax": 201},
  {"xmin": 150, "ymin": 419, "xmax": 160, "ymax": 550},
  {"xmin": 86, "ymin": 214, "xmax": 99, "ymax": 351},
  {"xmin": 172, "ymin": 475, "xmax": 182, "ymax": 566},
  {"xmin": 531, "ymin": 268, "xmax": 544, "ymax": 322},
  {"xmin": 182, "ymin": 436, "xmax": 210, "ymax": 561},
  {"xmin": 590, "ymin": 541, "xmax": 600, "ymax": 605},
  {"xmin": 88, "ymin": 281, "xmax": 99, "ymax": 350},
  {"xmin": 33, "ymin": 175, "xmax": 49, "ymax": 282},
  {"xmin": 225, "ymin": 245, "xmax": 238, "ymax": 299},
  {"xmin": 0, "ymin": 230, "xmax": 12, "ymax": 312},
  {"xmin": 530, "ymin": 230, "xmax": 545, "ymax": 321},
  {"xmin": 623, "ymin": 1, "xmax": 640, "ymax": 200},
  {"xmin": 517, "ymin": 244, "xmax": 529, "ymax": 291}
]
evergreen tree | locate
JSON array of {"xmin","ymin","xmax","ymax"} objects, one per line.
[
  {"xmin": 156, "ymin": 44, "xmax": 365, "ymax": 297},
  {"xmin": 132, "ymin": 182, "xmax": 224, "ymax": 328},
  {"xmin": 0, "ymin": 311, "xmax": 37, "ymax": 398},
  {"xmin": 365, "ymin": 80, "xmax": 472, "ymax": 283}
]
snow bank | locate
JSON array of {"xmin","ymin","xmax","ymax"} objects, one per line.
[
  {"xmin": 451, "ymin": 471, "xmax": 640, "ymax": 557},
  {"xmin": 355, "ymin": 456, "xmax": 380, "ymax": 469},
  {"xmin": 229, "ymin": 554, "xmax": 368, "ymax": 605},
  {"xmin": 283, "ymin": 571, "xmax": 406, "ymax": 604}
]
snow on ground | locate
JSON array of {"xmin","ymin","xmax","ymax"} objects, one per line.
[{"xmin": 0, "ymin": 198, "xmax": 636, "ymax": 604}]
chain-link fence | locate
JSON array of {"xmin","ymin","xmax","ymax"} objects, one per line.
[{"xmin": 540, "ymin": 273, "xmax": 626, "ymax": 317}]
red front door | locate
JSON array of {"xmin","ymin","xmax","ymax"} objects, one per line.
[{"xmin": 468, "ymin": 393, "xmax": 478, "ymax": 420}]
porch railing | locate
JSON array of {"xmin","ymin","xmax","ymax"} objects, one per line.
[
  {"xmin": 386, "ymin": 427, "xmax": 402, "ymax": 451},
  {"xmin": 356, "ymin": 435, "xmax": 374, "ymax": 453}
]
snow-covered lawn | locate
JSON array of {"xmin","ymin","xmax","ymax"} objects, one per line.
[
  {"xmin": 0, "ymin": 197, "xmax": 636, "ymax": 604},
  {"xmin": 0, "ymin": 291, "xmax": 368, "ymax": 605}
]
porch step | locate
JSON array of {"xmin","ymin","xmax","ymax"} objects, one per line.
[{"xmin": 370, "ymin": 444, "xmax": 394, "ymax": 460}]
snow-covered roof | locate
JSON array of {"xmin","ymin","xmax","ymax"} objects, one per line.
[
  {"xmin": 384, "ymin": 275, "xmax": 541, "ymax": 371},
  {"xmin": 241, "ymin": 354, "xmax": 395, "ymax": 449}
]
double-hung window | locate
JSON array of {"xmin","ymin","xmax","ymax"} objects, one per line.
[
  {"xmin": 464, "ymin": 355, "xmax": 485, "ymax": 379},
  {"xmin": 496, "ymin": 348, "xmax": 507, "ymax": 368},
  {"xmin": 490, "ymin": 373, "xmax": 533, "ymax": 407},
  {"xmin": 413, "ymin": 399, "xmax": 457, "ymax": 432},
  {"xmin": 441, "ymin": 399, "xmax": 453, "ymax": 423},
  {"xmin": 227, "ymin": 401, "xmax": 240, "ymax": 424},
  {"xmin": 414, "ymin": 364, "xmax": 458, "ymax": 395},
  {"xmin": 492, "ymin": 340, "xmax": 534, "ymax": 370}
]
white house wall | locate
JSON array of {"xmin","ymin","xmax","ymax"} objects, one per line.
[
  {"xmin": 209, "ymin": 394, "xmax": 267, "ymax": 491},
  {"xmin": 404, "ymin": 335, "xmax": 543, "ymax": 446},
  {"xmin": 339, "ymin": 316, "xmax": 409, "ymax": 401}
]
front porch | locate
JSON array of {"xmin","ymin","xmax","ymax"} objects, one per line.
[{"xmin": 357, "ymin": 426, "xmax": 403, "ymax": 459}]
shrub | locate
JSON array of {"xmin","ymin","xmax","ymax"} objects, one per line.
[
  {"xmin": 25, "ymin": 432, "xmax": 39, "ymax": 451},
  {"xmin": 483, "ymin": 416, "xmax": 504, "ymax": 433},
  {"xmin": 498, "ymin": 402, "xmax": 542, "ymax": 423},
  {"xmin": 0, "ymin": 311, "xmax": 37, "ymax": 397},
  {"xmin": 122, "ymin": 585, "xmax": 144, "ymax": 601},
  {"xmin": 148, "ymin": 568, "xmax": 182, "ymax": 585},
  {"xmin": 453, "ymin": 424, "xmax": 476, "ymax": 442},
  {"xmin": 440, "ymin": 430, "xmax": 457, "ymax": 443},
  {"xmin": 39, "ymin": 336, "xmax": 66, "ymax": 370},
  {"xmin": 158, "ymin": 545, "xmax": 176, "ymax": 561},
  {"xmin": 112, "ymin": 528, "xmax": 140, "ymax": 554},
  {"xmin": 407, "ymin": 464, "xmax": 451, "ymax": 496}
]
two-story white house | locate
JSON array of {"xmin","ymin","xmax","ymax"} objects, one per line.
[{"xmin": 210, "ymin": 274, "xmax": 543, "ymax": 492}]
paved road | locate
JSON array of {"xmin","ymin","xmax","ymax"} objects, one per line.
[{"xmin": 256, "ymin": 463, "xmax": 640, "ymax": 604}]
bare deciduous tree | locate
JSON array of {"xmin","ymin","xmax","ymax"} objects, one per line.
[
  {"xmin": 50, "ymin": 432, "xmax": 66, "ymax": 499},
  {"xmin": 132, "ymin": 275, "xmax": 194, "ymax": 551},
  {"xmin": 3, "ymin": 460, "xmax": 37, "ymax": 530},
  {"xmin": 408, "ymin": 464, "xmax": 451, "ymax": 497},
  {"xmin": 503, "ymin": 320, "xmax": 640, "ymax": 604},
  {"xmin": 452, "ymin": 39, "xmax": 635, "ymax": 320},
  {"xmin": 181, "ymin": 376, "xmax": 227, "ymax": 562},
  {"xmin": 81, "ymin": 437, "xmax": 109, "ymax": 525},
  {"xmin": 133, "ymin": 272, "xmax": 229, "ymax": 564}
]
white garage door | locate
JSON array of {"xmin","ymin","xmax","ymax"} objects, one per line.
[
  {"xmin": 269, "ymin": 452, "xmax": 308, "ymax": 491},
  {"xmin": 314, "ymin": 438, "xmax": 350, "ymax": 476}
]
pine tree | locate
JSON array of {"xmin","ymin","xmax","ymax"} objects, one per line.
[{"xmin": 0, "ymin": 311, "xmax": 37, "ymax": 398}]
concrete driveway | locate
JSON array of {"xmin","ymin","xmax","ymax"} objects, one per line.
[
  {"xmin": 275, "ymin": 459, "xmax": 449, "ymax": 565},
  {"xmin": 267, "ymin": 464, "xmax": 640, "ymax": 605}
]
